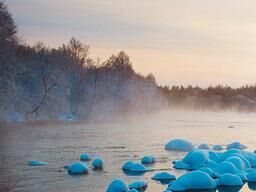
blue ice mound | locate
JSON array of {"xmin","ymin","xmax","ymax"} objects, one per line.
[
  {"xmin": 129, "ymin": 189, "xmax": 138, "ymax": 192},
  {"xmin": 27, "ymin": 160, "xmax": 48, "ymax": 166},
  {"xmin": 128, "ymin": 180, "xmax": 148, "ymax": 190},
  {"xmin": 165, "ymin": 139, "xmax": 195, "ymax": 151},
  {"xmin": 236, "ymin": 172, "xmax": 248, "ymax": 181},
  {"xmin": 208, "ymin": 151, "xmax": 220, "ymax": 163},
  {"xmin": 227, "ymin": 142, "xmax": 247, "ymax": 150},
  {"xmin": 152, "ymin": 172, "xmax": 176, "ymax": 180},
  {"xmin": 80, "ymin": 153, "xmax": 91, "ymax": 161},
  {"xmin": 247, "ymin": 171, "xmax": 256, "ymax": 182},
  {"xmin": 198, "ymin": 167, "xmax": 216, "ymax": 177},
  {"xmin": 226, "ymin": 156, "xmax": 247, "ymax": 171},
  {"xmin": 217, "ymin": 173, "xmax": 243, "ymax": 186},
  {"xmin": 182, "ymin": 149, "xmax": 209, "ymax": 170},
  {"xmin": 219, "ymin": 149, "xmax": 252, "ymax": 168},
  {"xmin": 92, "ymin": 158, "xmax": 103, "ymax": 169},
  {"xmin": 130, "ymin": 163, "xmax": 147, "ymax": 172},
  {"xmin": 167, "ymin": 171, "xmax": 216, "ymax": 191},
  {"xmin": 198, "ymin": 143, "xmax": 211, "ymax": 150},
  {"xmin": 106, "ymin": 179, "xmax": 129, "ymax": 192},
  {"xmin": 214, "ymin": 161, "xmax": 239, "ymax": 176},
  {"xmin": 173, "ymin": 160, "xmax": 191, "ymax": 170},
  {"xmin": 241, "ymin": 151, "xmax": 256, "ymax": 168},
  {"xmin": 68, "ymin": 162, "xmax": 88, "ymax": 175},
  {"xmin": 173, "ymin": 149, "xmax": 210, "ymax": 170},
  {"xmin": 218, "ymin": 149, "xmax": 242, "ymax": 162},
  {"xmin": 213, "ymin": 144, "xmax": 223, "ymax": 151},
  {"xmin": 122, "ymin": 161, "xmax": 147, "ymax": 172},
  {"xmin": 206, "ymin": 159, "xmax": 218, "ymax": 169},
  {"xmin": 122, "ymin": 160, "xmax": 134, "ymax": 171},
  {"xmin": 141, "ymin": 155, "xmax": 155, "ymax": 164}
]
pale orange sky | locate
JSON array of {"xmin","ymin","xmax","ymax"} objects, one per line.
[{"xmin": 7, "ymin": 0, "xmax": 256, "ymax": 87}]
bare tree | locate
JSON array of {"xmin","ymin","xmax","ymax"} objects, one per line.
[{"xmin": 61, "ymin": 37, "xmax": 93, "ymax": 115}]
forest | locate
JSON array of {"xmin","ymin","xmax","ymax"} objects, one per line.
[{"xmin": 1, "ymin": 1, "xmax": 256, "ymax": 122}]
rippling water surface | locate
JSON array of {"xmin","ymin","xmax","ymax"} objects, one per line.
[{"xmin": 1, "ymin": 110, "xmax": 256, "ymax": 192}]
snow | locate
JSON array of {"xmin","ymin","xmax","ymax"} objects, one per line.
[
  {"xmin": 165, "ymin": 139, "xmax": 195, "ymax": 151},
  {"xmin": 152, "ymin": 172, "xmax": 176, "ymax": 181},
  {"xmin": 128, "ymin": 180, "xmax": 148, "ymax": 190},
  {"xmin": 141, "ymin": 155, "xmax": 155, "ymax": 164},
  {"xmin": 106, "ymin": 179, "xmax": 129, "ymax": 192},
  {"xmin": 167, "ymin": 171, "xmax": 217, "ymax": 191},
  {"xmin": 80, "ymin": 153, "xmax": 91, "ymax": 161},
  {"xmin": 92, "ymin": 158, "xmax": 103, "ymax": 169},
  {"xmin": 68, "ymin": 162, "xmax": 89, "ymax": 175},
  {"xmin": 227, "ymin": 142, "xmax": 247, "ymax": 150},
  {"xmin": 27, "ymin": 160, "xmax": 48, "ymax": 166},
  {"xmin": 213, "ymin": 144, "xmax": 223, "ymax": 151},
  {"xmin": 216, "ymin": 173, "xmax": 243, "ymax": 186},
  {"xmin": 198, "ymin": 143, "xmax": 210, "ymax": 150}
]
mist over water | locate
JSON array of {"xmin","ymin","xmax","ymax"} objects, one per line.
[{"xmin": 1, "ymin": 110, "xmax": 256, "ymax": 192}]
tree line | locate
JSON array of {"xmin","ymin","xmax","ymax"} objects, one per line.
[
  {"xmin": 1, "ymin": 1, "xmax": 256, "ymax": 122},
  {"xmin": 0, "ymin": 1, "xmax": 162, "ymax": 122}
]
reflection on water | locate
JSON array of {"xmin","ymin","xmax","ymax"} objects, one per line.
[{"xmin": 0, "ymin": 110, "xmax": 256, "ymax": 192}]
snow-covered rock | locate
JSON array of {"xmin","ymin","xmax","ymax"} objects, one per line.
[
  {"xmin": 128, "ymin": 180, "xmax": 148, "ymax": 190},
  {"xmin": 227, "ymin": 142, "xmax": 247, "ymax": 150},
  {"xmin": 68, "ymin": 162, "xmax": 88, "ymax": 175},
  {"xmin": 141, "ymin": 155, "xmax": 155, "ymax": 164},
  {"xmin": 167, "ymin": 171, "xmax": 216, "ymax": 191},
  {"xmin": 27, "ymin": 160, "xmax": 48, "ymax": 166},
  {"xmin": 80, "ymin": 153, "xmax": 91, "ymax": 161},
  {"xmin": 152, "ymin": 172, "xmax": 176, "ymax": 181},
  {"xmin": 92, "ymin": 158, "xmax": 103, "ymax": 169},
  {"xmin": 165, "ymin": 139, "xmax": 195, "ymax": 151},
  {"xmin": 213, "ymin": 144, "xmax": 223, "ymax": 151},
  {"xmin": 106, "ymin": 179, "xmax": 129, "ymax": 192},
  {"xmin": 217, "ymin": 173, "xmax": 243, "ymax": 186},
  {"xmin": 198, "ymin": 143, "xmax": 211, "ymax": 150}
]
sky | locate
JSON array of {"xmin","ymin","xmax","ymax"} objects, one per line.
[{"xmin": 7, "ymin": 0, "xmax": 256, "ymax": 87}]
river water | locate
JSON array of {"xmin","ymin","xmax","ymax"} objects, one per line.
[{"xmin": 1, "ymin": 110, "xmax": 256, "ymax": 192}]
